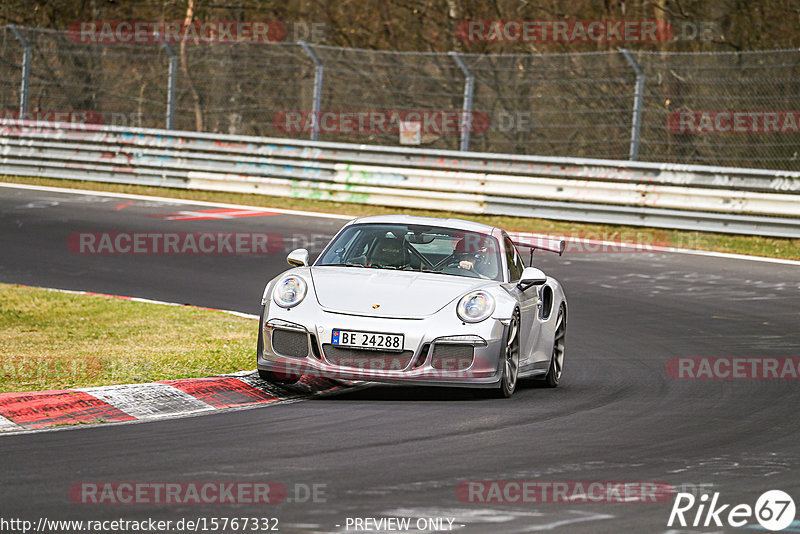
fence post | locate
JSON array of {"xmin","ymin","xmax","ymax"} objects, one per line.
[
  {"xmin": 299, "ymin": 41, "xmax": 324, "ymax": 141},
  {"xmin": 449, "ymin": 51, "xmax": 475, "ymax": 152},
  {"xmin": 620, "ymin": 48, "xmax": 645, "ymax": 161},
  {"xmin": 160, "ymin": 41, "xmax": 178, "ymax": 130},
  {"xmin": 9, "ymin": 25, "xmax": 31, "ymax": 115}
]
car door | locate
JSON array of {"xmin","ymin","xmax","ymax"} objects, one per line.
[{"xmin": 501, "ymin": 234, "xmax": 541, "ymax": 369}]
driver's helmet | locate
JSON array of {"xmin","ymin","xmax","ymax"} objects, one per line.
[{"xmin": 454, "ymin": 235, "xmax": 497, "ymax": 278}]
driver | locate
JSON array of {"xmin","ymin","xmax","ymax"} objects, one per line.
[{"xmin": 451, "ymin": 234, "xmax": 499, "ymax": 279}]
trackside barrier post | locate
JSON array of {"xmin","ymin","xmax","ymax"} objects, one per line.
[
  {"xmin": 299, "ymin": 41, "xmax": 324, "ymax": 142},
  {"xmin": 159, "ymin": 39, "xmax": 178, "ymax": 130},
  {"xmin": 449, "ymin": 51, "xmax": 475, "ymax": 152},
  {"xmin": 9, "ymin": 25, "xmax": 32, "ymax": 115},
  {"xmin": 620, "ymin": 48, "xmax": 645, "ymax": 161}
]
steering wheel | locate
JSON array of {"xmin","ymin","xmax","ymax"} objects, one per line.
[{"xmin": 441, "ymin": 263, "xmax": 481, "ymax": 278}]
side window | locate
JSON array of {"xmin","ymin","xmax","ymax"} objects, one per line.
[{"xmin": 504, "ymin": 236, "xmax": 524, "ymax": 282}]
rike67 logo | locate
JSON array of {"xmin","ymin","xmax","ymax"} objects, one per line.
[{"xmin": 668, "ymin": 490, "xmax": 796, "ymax": 531}]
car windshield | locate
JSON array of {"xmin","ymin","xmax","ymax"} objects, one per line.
[{"xmin": 316, "ymin": 223, "xmax": 502, "ymax": 281}]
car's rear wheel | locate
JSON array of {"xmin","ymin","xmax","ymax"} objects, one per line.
[
  {"xmin": 541, "ymin": 305, "xmax": 566, "ymax": 388},
  {"xmin": 488, "ymin": 308, "xmax": 520, "ymax": 398},
  {"xmin": 257, "ymin": 306, "xmax": 300, "ymax": 385}
]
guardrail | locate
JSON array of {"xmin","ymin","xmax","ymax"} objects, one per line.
[{"xmin": 1, "ymin": 120, "xmax": 800, "ymax": 238}]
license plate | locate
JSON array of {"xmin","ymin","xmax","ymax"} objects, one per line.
[{"xmin": 331, "ymin": 329, "xmax": 404, "ymax": 352}]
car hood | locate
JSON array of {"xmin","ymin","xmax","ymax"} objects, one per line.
[{"xmin": 310, "ymin": 267, "xmax": 491, "ymax": 318}]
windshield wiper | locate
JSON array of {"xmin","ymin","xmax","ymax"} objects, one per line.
[{"xmin": 321, "ymin": 262, "xmax": 367, "ymax": 268}]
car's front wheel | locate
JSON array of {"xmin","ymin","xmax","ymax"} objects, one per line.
[
  {"xmin": 257, "ymin": 368, "xmax": 300, "ymax": 385},
  {"xmin": 488, "ymin": 308, "xmax": 520, "ymax": 398}
]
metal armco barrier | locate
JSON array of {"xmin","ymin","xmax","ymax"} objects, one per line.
[{"xmin": 1, "ymin": 120, "xmax": 799, "ymax": 238}]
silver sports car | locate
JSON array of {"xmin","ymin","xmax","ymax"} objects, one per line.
[{"xmin": 257, "ymin": 215, "xmax": 567, "ymax": 397}]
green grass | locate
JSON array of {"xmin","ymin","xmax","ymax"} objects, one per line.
[
  {"xmin": 0, "ymin": 283, "xmax": 257, "ymax": 393},
  {"xmin": 2, "ymin": 175, "xmax": 799, "ymax": 260}
]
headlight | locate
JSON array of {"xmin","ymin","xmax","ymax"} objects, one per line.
[
  {"xmin": 456, "ymin": 291, "xmax": 495, "ymax": 323},
  {"xmin": 272, "ymin": 275, "xmax": 307, "ymax": 308}
]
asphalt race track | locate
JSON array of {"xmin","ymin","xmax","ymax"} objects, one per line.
[{"xmin": 1, "ymin": 184, "xmax": 799, "ymax": 533}]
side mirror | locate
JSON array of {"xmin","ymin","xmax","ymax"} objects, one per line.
[
  {"xmin": 518, "ymin": 267, "xmax": 547, "ymax": 289},
  {"xmin": 287, "ymin": 248, "xmax": 309, "ymax": 268}
]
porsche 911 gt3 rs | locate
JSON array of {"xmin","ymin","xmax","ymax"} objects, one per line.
[{"xmin": 257, "ymin": 215, "xmax": 567, "ymax": 397}]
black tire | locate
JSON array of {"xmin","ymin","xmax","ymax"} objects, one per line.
[
  {"xmin": 257, "ymin": 368, "xmax": 300, "ymax": 385},
  {"xmin": 256, "ymin": 305, "xmax": 301, "ymax": 385},
  {"xmin": 541, "ymin": 305, "xmax": 566, "ymax": 388},
  {"xmin": 487, "ymin": 308, "xmax": 520, "ymax": 398}
]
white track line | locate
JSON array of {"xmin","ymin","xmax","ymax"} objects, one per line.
[
  {"xmin": 36, "ymin": 287, "xmax": 259, "ymax": 320},
  {"xmin": 0, "ymin": 182, "xmax": 352, "ymax": 220},
  {"xmin": 508, "ymin": 231, "xmax": 800, "ymax": 267},
  {"xmin": 1, "ymin": 181, "xmax": 798, "ymax": 266}
]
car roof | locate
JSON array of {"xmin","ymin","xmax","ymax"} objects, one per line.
[{"xmin": 348, "ymin": 214, "xmax": 498, "ymax": 235}]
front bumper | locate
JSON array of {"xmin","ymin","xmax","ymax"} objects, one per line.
[{"xmin": 257, "ymin": 307, "xmax": 507, "ymax": 388}]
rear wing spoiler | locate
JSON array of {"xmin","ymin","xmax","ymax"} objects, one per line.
[{"xmin": 512, "ymin": 237, "xmax": 566, "ymax": 256}]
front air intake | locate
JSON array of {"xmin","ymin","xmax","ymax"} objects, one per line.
[{"xmin": 271, "ymin": 329, "xmax": 309, "ymax": 358}]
